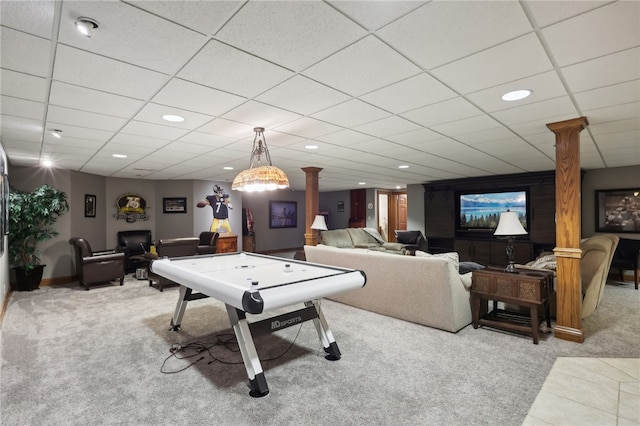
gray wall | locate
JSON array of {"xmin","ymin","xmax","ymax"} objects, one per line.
[
  {"xmin": 241, "ymin": 189, "xmax": 306, "ymax": 252},
  {"xmin": 406, "ymin": 183, "xmax": 425, "ymax": 232},
  {"xmin": 581, "ymin": 165, "xmax": 640, "ymax": 238},
  {"xmin": 319, "ymin": 190, "xmax": 350, "ymax": 229}
]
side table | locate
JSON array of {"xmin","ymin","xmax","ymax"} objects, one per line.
[{"xmin": 471, "ymin": 267, "xmax": 553, "ymax": 344}]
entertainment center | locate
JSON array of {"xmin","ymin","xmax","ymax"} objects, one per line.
[{"xmin": 423, "ymin": 171, "xmax": 556, "ymax": 267}]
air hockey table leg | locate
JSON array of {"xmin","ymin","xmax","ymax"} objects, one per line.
[
  {"xmin": 305, "ymin": 300, "xmax": 341, "ymax": 361},
  {"xmin": 170, "ymin": 286, "xmax": 191, "ymax": 331},
  {"xmin": 226, "ymin": 304, "xmax": 269, "ymax": 398}
]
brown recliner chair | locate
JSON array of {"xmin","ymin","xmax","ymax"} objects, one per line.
[
  {"xmin": 146, "ymin": 237, "xmax": 199, "ymax": 291},
  {"xmin": 197, "ymin": 231, "xmax": 219, "ymax": 255},
  {"xmin": 69, "ymin": 237, "xmax": 126, "ymax": 290}
]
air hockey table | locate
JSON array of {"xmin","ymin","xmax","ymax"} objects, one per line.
[{"xmin": 150, "ymin": 252, "xmax": 367, "ymax": 397}]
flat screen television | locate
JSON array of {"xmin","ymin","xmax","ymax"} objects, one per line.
[{"xmin": 456, "ymin": 189, "xmax": 529, "ymax": 233}]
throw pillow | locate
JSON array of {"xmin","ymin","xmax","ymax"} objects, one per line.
[
  {"xmin": 530, "ymin": 254, "xmax": 557, "ymax": 270},
  {"xmin": 415, "ymin": 250, "xmax": 460, "ymax": 271}
]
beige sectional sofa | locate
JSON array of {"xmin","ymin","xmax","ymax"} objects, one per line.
[
  {"xmin": 304, "ymin": 244, "xmax": 473, "ymax": 332},
  {"xmin": 319, "ymin": 228, "xmax": 407, "ymax": 254}
]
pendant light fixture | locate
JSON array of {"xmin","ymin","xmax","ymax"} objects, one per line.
[{"xmin": 232, "ymin": 127, "xmax": 289, "ymax": 192}]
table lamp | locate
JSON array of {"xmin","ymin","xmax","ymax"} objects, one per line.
[
  {"xmin": 310, "ymin": 214, "xmax": 328, "ymax": 245},
  {"xmin": 494, "ymin": 210, "xmax": 528, "ymax": 273}
]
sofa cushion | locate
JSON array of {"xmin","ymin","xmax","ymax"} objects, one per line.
[
  {"xmin": 346, "ymin": 228, "xmax": 378, "ymax": 246},
  {"xmin": 320, "ymin": 229, "xmax": 354, "ymax": 248}
]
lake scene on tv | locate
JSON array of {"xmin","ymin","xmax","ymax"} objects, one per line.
[{"xmin": 459, "ymin": 191, "xmax": 527, "ymax": 229}]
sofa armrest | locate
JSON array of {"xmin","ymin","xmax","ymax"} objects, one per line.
[{"xmin": 83, "ymin": 252, "xmax": 125, "ymax": 264}]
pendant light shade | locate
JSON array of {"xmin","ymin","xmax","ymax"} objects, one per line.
[{"xmin": 232, "ymin": 127, "xmax": 289, "ymax": 192}]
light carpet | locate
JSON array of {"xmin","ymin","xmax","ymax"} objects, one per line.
[{"xmin": 1, "ymin": 276, "xmax": 638, "ymax": 426}]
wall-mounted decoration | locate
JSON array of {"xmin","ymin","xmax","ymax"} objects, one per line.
[
  {"xmin": 163, "ymin": 197, "xmax": 187, "ymax": 214},
  {"xmin": 269, "ymin": 201, "xmax": 297, "ymax": 229},
  {"xmin": 595, "ymin": 188, "xmax": 640, "ymax": 233},
  {"xmin": 84, "ymin": 194, "xmax": 96, "ymax": 218},
  {"xmin": 197, "ymin": 185, "xmax": 232, "ymax": 233},
  {"xmin": 337, "ymin": 201, "xmax": 344, "ymax": 212},
  {"xmin": 115, "ymin": 193, "xmax": 149, "ymax": 223}
]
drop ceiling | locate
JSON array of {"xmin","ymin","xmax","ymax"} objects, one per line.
[{"xmin": 1, "ymin": 0, "xmax": 638, "ymax": 192}]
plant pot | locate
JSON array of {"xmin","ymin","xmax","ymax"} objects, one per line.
[{"xmin": 11, "ymin": 265, "xmax": 45, "ymax": 291}]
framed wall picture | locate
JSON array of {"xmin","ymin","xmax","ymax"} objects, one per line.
[
  {"xmin": 269, "ymin": 201, "xmax": 297, "ymax": 228},
  {"xmin": 84, "ymin": 194, "xmax": 96, "ymax": 218},
  {"xmin": 337, "ymin": 201, "xmax": 344, "ymax": 212},
  {"xmin": 595, "ymin": 188, "xmax": 640, "ymax": 233},
  {"xmin": 163, "ymin": 197, "xmax": 187, "ymax": 213}
]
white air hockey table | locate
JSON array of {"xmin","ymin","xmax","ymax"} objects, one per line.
[{"xmin": 150, "ymin": 252, "xmax": 367, "ymax": 397}]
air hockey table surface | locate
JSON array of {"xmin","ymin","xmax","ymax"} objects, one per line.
[{"xmin": 150, "ymin": 252, "xmax": 367, "ymax": 397}]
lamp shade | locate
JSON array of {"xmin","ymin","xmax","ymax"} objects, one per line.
[
  {"xmin": 494, "ymin": 211, "xmax": 527, "ymax": 236},
  {"xmin": 310, "ymin": 215, "xmax": 328, "ymax": 231},
  {"xmin": 231, "ymin": 127, "xmax": 289, "ymax": 192}
]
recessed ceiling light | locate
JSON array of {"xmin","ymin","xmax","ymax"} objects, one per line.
[
  {"xmin": 358, "ymin": 182, "xmax": 366, "ymax": 185},
  {"xmin": 52, "ymin": 129, "xmax": 62, "ymax": 138},
  {"xmin": 41, "ymin": 160, "xmax": 53, "ymax": 167},
  {"xmin": 305, "ymin": 144, "xmax": 319, "ymax": 150},
  {"xmin": 398, "ymin": 165, "xmax": 409, "ymax": 169},
  {"xmin": 75, "ymin": 17, "xmax": 99, "ymax": 37},
  {"xmin": 501, "ymin": 89, "xmax": 532, "ymax": 101},
  {"xmin": 162, "ymin": 114, "xmax": 185, "ymax": 123},
  {"xmin": 112, "ymin": 154, "xmax": 127, "ymax": 158},
  {"xmin": 223, "ymin": 166, "xmax": 234, "ymax": 170}
]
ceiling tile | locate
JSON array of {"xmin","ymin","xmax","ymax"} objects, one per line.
[
  {"xmin": 466, "ymin": 71, "xmax": 567, "ymax": 113},
  {"xmin": 133, "ymin": 103, "xmax": 214, "ymax": 130},
  {"xmin": 46, "ymin": 105, "xmax": 127, "ymax": 132},
  {"xmin": 152, "ymin": 78, "xmax": 247, "ymax": 117},
  {"xmin": 256, "ymin": 75, "xmax": 350, "ymax": 115},
  {"xmin": 127, "ymin": 0, "xmax": 242, "ymax": 36},
  {"xmin": 303, "ymin": 35, "xmax": 422, "ymax": 96},
  {"xmin": 328, "ymin": 1, "xmax": 426, "ymax": 31},
  {"xmin": 562, "ymin": 47, "xmax": 640, "ymax": 93},
  {"xmin": 120, "ymin": 120, "xmax": 189, "ymax": 140},
  {"xmin": 1, "ymin": 96, "xmax": 44, "ymax": 121},
  {"xmin": 215, "ymin": 1, "xmax": 367, "ymax": 71},
  {"xmin": 274, "ymin": 117, "xmax": 342, "ymax": 139},
  {"xmin": 52, "ymin": 45, "xmax": 169, "ymax": 100},
  {"xmin": 0, "ymin": 0, "xmax": 55, "ymax": 38},
  {"xmin": 0, "ymin": 69, "xmax": 48, "ymax": 103},
  {"xmin": 431, "ymin": 33, "xmax": 553, "ymax": 95},
  {"xmin": 574, "ymin": 80, "xmax": 640, "ymax": 112},
  {"xmin": 525, "ymin": 1, "xmax": 610, "ymax": 28},
  {"xmin": 58, "ymin": 1, "xmax": 208, "ymax": 74},
  {"xmin": 221, "ymin": 101, "xmax": 302, "ymax": 130},
  {"xmin": 311, "ymin": 99, "xmax": 391, "ymax": 128},
  {"xmin": 353, "ymin": 116, "xmax": 422, "ymax": 138},
  {"xmin": 542, "ymin": 1, "xmax": 640, "ymax": 67},
  {"xmin": 378, "ymin": 0, "xmax": 532, "ymax": 69},
  {"xmin": 49, "ymin": 81, "xmax": 144, "ymax": 118},
  {"xmin": 492, "ymin": 96, "xmax": 578, "ymax": 126},
  {"xmin": 0, "ymin": 27, "xmax": 51, "ymax": 77},
  {"xmin": 401, "ymin": 97, "xmax": 482, "ymax": 127},
  {"xmin": 177, "ymin": 40, "xmax": 294, "ymax": 98}
]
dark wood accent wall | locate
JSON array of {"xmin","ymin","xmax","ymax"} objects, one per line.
[
  {"xmin": 422, "ymin": 171, "xmax": 556, "ymax": 267},
  {"xmin": 349, "ymin": 189, "xmax": 366, "ymax": 228}
]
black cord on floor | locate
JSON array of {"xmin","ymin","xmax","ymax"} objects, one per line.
[{"xmin": 160, "ymin": 324, "xmax": 305, "ymax": 374}]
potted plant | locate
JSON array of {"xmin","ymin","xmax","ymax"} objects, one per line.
[{"xmin": 8, "ymin": 184, "xmax": 69, "ymax": 291}]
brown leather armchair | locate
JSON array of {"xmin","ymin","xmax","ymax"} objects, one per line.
[
  {"xmin": 146, "ymin": 237, "xmax": 199, "ymax": 291},
  {"xmin": 69, "ymin": 237, "xmax": 125, "ymax": 290},
  {"xmin": 197, "ymin": 231, "xmax": 219, "ymax": 255}
]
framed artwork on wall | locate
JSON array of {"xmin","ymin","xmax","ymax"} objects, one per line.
[
  {"xmin": 84, "ymin": 194, "xmax": 96, "ymax": 218},
  {"xmin": 595, "ymin": 188, "xmax": 640, "ymax": 233},
  {"xmin": 269, "ymin": 201, "xmax": 297, "ymax": 228},
  {"xmin": 163, "ymin": 197, "xmax": 187, "ymax": 213}
]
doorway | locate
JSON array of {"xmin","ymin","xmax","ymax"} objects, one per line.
[{"xmin": 377, "ymin": 190, "xmax": 407, "ymax": 242}]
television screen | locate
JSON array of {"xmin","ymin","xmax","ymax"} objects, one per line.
[{"xmin": 457, "ymin": 190, "xmax": 528, "ymax": 230}]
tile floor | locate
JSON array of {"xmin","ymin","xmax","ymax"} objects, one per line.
[{"xmin": 522, "ymin": 357, "xmax": 640, "ymax": 425}]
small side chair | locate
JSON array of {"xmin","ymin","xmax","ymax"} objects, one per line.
[{"xmin": 69, "ymin": 237, "xmax": 125, "ymax": 290}]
